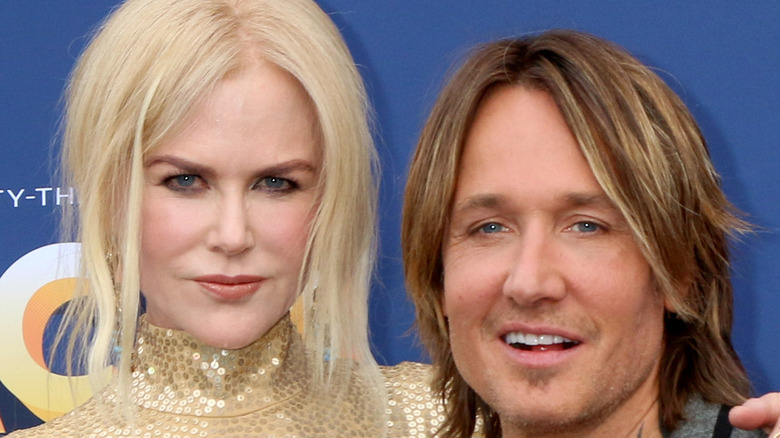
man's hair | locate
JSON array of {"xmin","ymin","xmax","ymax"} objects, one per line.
[
  {"xmin": 59, "ymin": 0, "xmax": 378, "ymax": 413},
  {"xmin": 402, "ymin": 29, "xmax": 750, "ymax": 437}
]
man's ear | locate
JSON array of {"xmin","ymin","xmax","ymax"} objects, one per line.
[
  {"xmin": 438, "ymin": 263, "xmax": 448, "ymax": 317},
  {"xmin": 435, "ymin": 288, "xmax": 450, "ymax": 339},
  {"xmin": 663, "ymin": 296, "xmax": 676, "ymax": 313},
  {"xmin": 663, "ymin": 278, "xmax": 692, "ymax": 313}
]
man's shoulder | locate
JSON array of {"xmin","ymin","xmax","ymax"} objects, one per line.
[{"xmin": 670, "ymin": 395, "xmax": 766, "ymax": 438}]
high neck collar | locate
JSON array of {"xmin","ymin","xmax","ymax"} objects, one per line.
[{"xmin": 131, "ymin": 313, "xmax": 309, "ymax": 417}]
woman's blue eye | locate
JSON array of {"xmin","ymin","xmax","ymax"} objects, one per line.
[
  {"xmin": 164, "ymin": 174, "xmax": 200, "ymax": 190},
  {"xmin": 174, "ymin": 175, "xmax": 197, "ymax": 187},
  {"xmin": 265, "ymin": 177, "xmax": 286, "ymax": 188},
  {"xmin": 572, "ymin": 221, "xmax": 600, "ymax": 233},
  {"xmin": 478, "ymin": 222, "xmax": 505, "ymax": 234},
  {"xmin": 258, "ymin": 176, "xmax": 295, "ymax": 191}
]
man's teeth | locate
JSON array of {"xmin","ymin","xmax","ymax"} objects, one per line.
[{"xmin": 504, "ymin": 332, "xmax": 574, "ymax": 346}]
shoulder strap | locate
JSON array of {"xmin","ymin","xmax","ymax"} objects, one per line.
[{"xmin": 712, "ymin": 404, "xmax": 734, "ymax": 438}]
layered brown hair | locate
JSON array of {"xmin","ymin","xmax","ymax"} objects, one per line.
[{"xmin": 402, "ymin": 30, "xmax": 750, "ymax": 437}]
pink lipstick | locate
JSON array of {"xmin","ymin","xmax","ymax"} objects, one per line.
[{"xmin": 194, "ymin": 275, "xmax": 264, "ymax": 301}]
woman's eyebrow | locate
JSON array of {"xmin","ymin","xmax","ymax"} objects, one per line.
[
  {"xmin": 145, "ymin": 155, "xmax": 318, "ymax": 178},
  {"xmin": 144, "ymin": 155, "xmax": 214, "ymax": 177},
  {"xmin": 256, "ymin": 160, "xmax": 318, "ymax": 176}
]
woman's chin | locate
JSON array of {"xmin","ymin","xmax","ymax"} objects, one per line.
[{"xmin": 191, "ymin": 323, "xmax": 276, "ymax": 350}]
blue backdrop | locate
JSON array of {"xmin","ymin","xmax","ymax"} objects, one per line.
[{"xmin": 1, "ymin": 1, "xmax": 778, "ymax": 433}]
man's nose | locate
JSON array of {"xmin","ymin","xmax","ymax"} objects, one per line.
[{"xmin": 502, "ymin": 231, "xmax": 566, "ymax": 306}]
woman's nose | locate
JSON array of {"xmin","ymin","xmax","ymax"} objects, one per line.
[{"xmin": 208, "ymin": 193, "xmax": 254, "ymax": 256}]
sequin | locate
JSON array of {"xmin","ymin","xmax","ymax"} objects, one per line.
[{"xmin": 8, "ymin": 315, "xmax": 448, "ymax": 437}]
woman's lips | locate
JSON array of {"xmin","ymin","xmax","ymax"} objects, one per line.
[{"xmin": 194, "ymin": 275, "xmax": 264, "ymax": 301}]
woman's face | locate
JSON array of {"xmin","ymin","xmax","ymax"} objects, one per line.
[{"xmin": 139, "ymin": 62, "xmax": 320, "ymax": 349}]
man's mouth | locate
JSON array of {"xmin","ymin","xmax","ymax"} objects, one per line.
[{"xmin": 503, "ymin": 332, "xmax": 580, "ymax": 352}]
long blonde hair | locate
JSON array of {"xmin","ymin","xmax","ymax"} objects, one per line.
[{"xmin": 60, "ymin": 0, "xmax": 378, "ymax": 410}]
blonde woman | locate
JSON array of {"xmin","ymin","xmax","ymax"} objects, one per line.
[{"xmin": 9, "ymin": 0, "xmax": 440, "ymax": 436}]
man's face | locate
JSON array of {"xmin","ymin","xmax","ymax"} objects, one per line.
[{"xmin": 442, "ymin": 85, "xmax": 667, "ymax": 436}]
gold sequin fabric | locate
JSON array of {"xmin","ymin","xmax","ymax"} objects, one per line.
[
  {"xmin": 382, "ymin": 361, "xmax": 446, "ymax": 437},
  {"xmin": 8, "ymin": 314, "xmax": 448, "ymax": 437}
]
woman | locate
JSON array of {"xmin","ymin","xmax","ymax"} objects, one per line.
[{"xmin": 9, "ymin": 0, "xmax": 441, "ymax": 436}]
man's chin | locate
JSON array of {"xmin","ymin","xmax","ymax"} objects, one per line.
[
  {"xmin": 487, "ymin": 373, "xmax": 650, "ymax": 438},
  {"xmin": 496, "ymin": 401, "xmax": 617, "ymax": 437}
]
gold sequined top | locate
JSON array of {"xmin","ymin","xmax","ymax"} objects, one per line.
[{"xmin": 8, "ymin": 314, "xmax": 446, "ymax": 437}]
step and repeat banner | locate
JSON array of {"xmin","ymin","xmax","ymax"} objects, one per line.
[{"xmin": 2, "ymin": 1, "xmax": 779, "ymax": 433}]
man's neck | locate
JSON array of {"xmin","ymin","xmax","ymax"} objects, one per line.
[
  {"xmin": 630, "ymin": 405, "xmax": 662, "ymax": 438},
  {"xmin": 502, "ymin": 391, "xmax": 662, "ymax": 438}
]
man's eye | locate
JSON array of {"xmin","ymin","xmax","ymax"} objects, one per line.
[
  {"xmin": 571, "ymin": 221, "xmax": 601, "ymax": 233},
  {"xmin": 478, "ymin": 222, "xmax": 506, "ymax": 234}
]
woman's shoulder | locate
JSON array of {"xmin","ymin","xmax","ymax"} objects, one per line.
[
  {"xmin": 381, "ymin": 360, "xmax": 433, "ymax": 379},
  {"xmin": 381, "ymin": 360, "xmax": 436, "ymax": 399},
  {"xmin": 381, "ymin": 361, "xmax": 446, "ymax": 437},
  {"xmin": 6, "ymin": 395, "xmax": 107, "ymax": 438}
]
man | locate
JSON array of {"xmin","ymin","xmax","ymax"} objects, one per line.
[{"xmin": 402, "ymin": 30, "xmax": 763, "ymax": 437}]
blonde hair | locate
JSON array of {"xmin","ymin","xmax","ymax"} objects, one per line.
[
  {"xmin": 61, "ymin": 0, "xmax": 377, "ymax": 411},
  {"xmin": 402, "ymin": 30, "xmax": 750, "ymax": 437}
]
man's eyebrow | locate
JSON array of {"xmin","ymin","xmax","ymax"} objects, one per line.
[
  {"xmin": 451, "ymin": 192, "xmax": 620, "ymax": 217},
  {"xmin": 563, "ymin": 193, "xmax": 618, "ymax": 211},
  {"xmin": 452, "ymin": 194, "xmax": 505, "ymax": 213}
]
